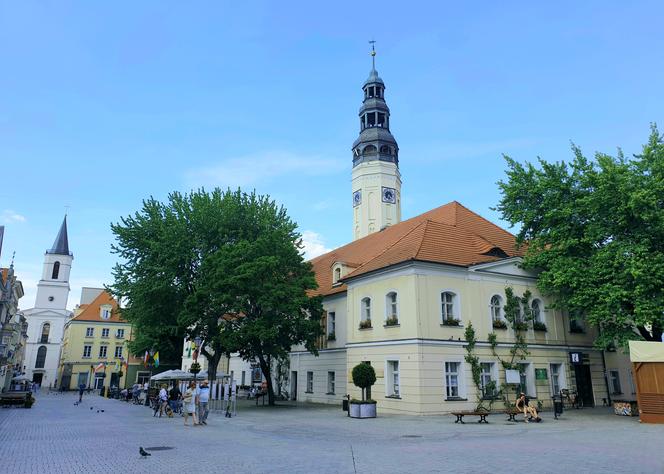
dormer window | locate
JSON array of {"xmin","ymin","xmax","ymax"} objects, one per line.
[
  {"xmin": 333, "ymin": 267, "xmax": 342, "ymax": 284},
  {"xmin": 100, "ymin": 305, "xmax": 112, "ymax": 320}
]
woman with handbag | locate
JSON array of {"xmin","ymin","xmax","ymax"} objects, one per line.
[{"xmin": 183, "ymin": 381, "xmax": 199, "ymax": 426}]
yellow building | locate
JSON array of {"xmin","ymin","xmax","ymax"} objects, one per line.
[{"xmin": 58, "ymin": 288, "xmax": 142, "ymax": 391}]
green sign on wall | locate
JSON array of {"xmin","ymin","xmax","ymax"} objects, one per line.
[{"xmin": 535, "ymin": 368, "xmax": 548, "ymax": 380}]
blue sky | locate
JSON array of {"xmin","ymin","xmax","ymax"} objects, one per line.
[{"xmin": 1, "ymin": 1, "xmax": 662, "ymax": 310}]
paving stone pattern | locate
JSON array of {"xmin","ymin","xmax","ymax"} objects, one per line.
[{"xmin": 0, "ymin": 392, "xmax": 663, "ymax": 473}]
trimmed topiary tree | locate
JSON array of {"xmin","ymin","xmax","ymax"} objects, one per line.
[{"xmin": 352, "ymin": 362, "xmax": 376, "ymax": 401}]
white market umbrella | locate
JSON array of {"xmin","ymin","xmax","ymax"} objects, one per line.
[{"xmin": 12, "ymin": 375, "xmax": 31, "ymax": 382}]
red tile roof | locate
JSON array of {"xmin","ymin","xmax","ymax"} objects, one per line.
[
  {"xmin": 309, "ymin": 201, "xmax": 523, "ymax": 296},
  {"xmin": 71, "ymin": 290, "xmax": 124, "ymax": 323}
]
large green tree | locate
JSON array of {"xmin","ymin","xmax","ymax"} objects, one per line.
[{"xmin": 496, "ymin": 126, "xmax": 664, "ymax": 348}]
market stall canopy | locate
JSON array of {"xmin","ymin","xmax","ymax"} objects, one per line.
[
  {"xmin": 11, "ymin": 375, "xmax": 31, "ymax": 382},
  {"xmin": 629, "ymin": 341, "xmax": 664, "ymax": 363}
]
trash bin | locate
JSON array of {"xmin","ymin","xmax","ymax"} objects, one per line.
[{"xmin": 552, "ymin": 395, "xmax": 563, "ymax": 419}]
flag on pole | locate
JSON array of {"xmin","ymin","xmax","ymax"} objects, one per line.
[
  {"xmin": 94, "ymin": 362, "xmax": 105, "ymax": 372},
  {"xmin": 143, "ymin": 351, "xmax": 149, "ymax": 367},
  {"xmin": 0, "ymin": 226, "xmax": 4, "ymax": 259},
  {"xmin": 123, "ymin": 357, "xmax": 129, "ymax": 372},
  {"xmin": 153, "ymin": 351, "xmax": 160, "ymax": 368},
  {"xmin": 114, "ymin": 361, "xmax": 120, "ymax": 372}
]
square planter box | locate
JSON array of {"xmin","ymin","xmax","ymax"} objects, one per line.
[
  {"xmin": 613, "ymin": 400, "xmax": 638, "ymax": 416},
  {"xmin": 349, "ymin": 402, "xmax": 377, "ymax": 418}
]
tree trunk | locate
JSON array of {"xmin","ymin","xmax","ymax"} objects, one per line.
[
  {"xmin": 637, "ymin": 325, "xmax": 657, "ymax": 342},
  {"xmin": 258, "ymin": 355, "xmax": 275, "ymax": 406},
  {"xmin": 201, "ymin": 346, "xmax": 222, "ymax": 382}
]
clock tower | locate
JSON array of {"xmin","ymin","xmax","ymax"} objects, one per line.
[{"xmin": 351, "ymin": 44, "xmax": 401, "ymax": 240}]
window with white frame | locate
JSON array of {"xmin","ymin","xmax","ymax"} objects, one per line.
[
  {"xmin": 100, "ymin": 305, "xmax": 112, "ymax": 319},
  {"xmin": 99, "ymin": 346, "xmax": 107, "ymax": 358},
  {"xmin": 609, "ymin": 370, "xmax": 622, "ymax": 394},
  {"xmin": 531, "ymin": 299, "xmax": 543, "ymax": 323},
  {"xmin": 441, "ymin": 292, "xmax": 458, "ymax": 323},
  {"xmin": 490, "ymin": 295, "xmax": 503, "ymax": 321},
  {"xmin": 480, "ymin": 362, "xmax": 496, "ymax": 397},
  {"xmin": 116, "ymin": 329, "xmax": 125, "ymax": 339},
  {"xmin": 82, "ymin": 345, "xmax": 92, "ymax": 358},
  {"xmin": 386, "ymin": 292, "xmax": 398, "ymax": 320},
  {"xmin": 327, "ymin": 312, "xmax": 336, "ymax": 337},
  {"xmin": 333, "ymin": 267, "xmax": 341, "ymax": 284},
  {"xmin": 136, "ymin": 371, "xmax": 150, "ymax": 385},
  {"xmin": 101, "ymin": 328, "xmax": 110, "ymax": 338},
  {"xmin": 518, "ymin": 363, "xmax": 534, "ymax": 396},
  {"xmin": 387, "ymin": 360, "xmax": 400, "ymax": 397},
  {"xmin": 360, "ymin": 297, "xmax": 371, "ymax": 326},
  {"xmin": 306, "ymin": 371, "xmax": 313, "ymax": 393},
  {"xmin": 114, "ymin": 346, "xmax": 123, "ymax": 358},
  {"xmin": 327, "ymin": 371, "xmax": 335, "ymax": 394},
  {"xmin": 445, "ymin": 362, "xmax": 461, "ymax": 399},
  {"xmin": 550, "ymin": 363, "xmax": 562, "ymax": 395},
  {"xmin": 86, "ymin": 327, "xmax": 94, "ymax": 337}
]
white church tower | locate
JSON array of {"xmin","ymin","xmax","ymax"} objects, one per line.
[
  {"xmin": 21, "ymin": 216, "xmax": 73, "ymax": 388},
  {"xmin": 351, "ymin": 43, "xmax": 402, "ymax": 240}
]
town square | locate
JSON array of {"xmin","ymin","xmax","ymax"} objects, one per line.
[{"xmin": 1, "ymin": 2, "xmax": 664, "ymax": 473}]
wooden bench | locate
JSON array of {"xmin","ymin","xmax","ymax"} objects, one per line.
[
  {"xmin": 505, "ymin": 408, "xmax": 523, "ymax": 422},
  {"xmin": 451, "ymin": 410, "xmax": 490, "ymax": 424},
  {"xmin": 0, "ymin": 392, "xmax": 32, "ymax": 408}
]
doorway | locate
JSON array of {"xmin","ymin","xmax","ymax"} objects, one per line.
[
  {"xmin": 574, "ymin": 365, "xmax": 595, "ymax": 407},
  {"xmin": 77, "ymin": 372, "xmax": 88, "ymax": 388},
  {"xmin": 94, "ymin": 375, "xmax": 105, "ymax": 390},
  {"xmin": 290, "ymin": 371, "xmax": 297, "ymax": 401},
  {"xmin": 32, "ymin": 373, "xmax": 43, "ymax": 385}
]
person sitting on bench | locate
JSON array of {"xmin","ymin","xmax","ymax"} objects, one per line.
[{"xmin": 516, "ymin": 392, "xmax": 541, "ymax": 423}]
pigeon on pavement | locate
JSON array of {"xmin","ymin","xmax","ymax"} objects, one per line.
[{"xmin": 139, "ymin": 447, "xmax": 151, "ymax": 457}]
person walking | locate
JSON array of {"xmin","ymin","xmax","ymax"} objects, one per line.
[
  {"xmin": 197, "ymin": 381, "xmax": 210, "ymax": 425},
  {"xmin": 78, "ymin": 383, "xmax": 86, "ymax": 403},
  {"xmin": 169, "ymin": 383, "xmax": 181, "ymax": 415},
  {"xmin": 156, "ymin": 384, "xmax": 168, "ymax": 417},
  {"xmin": 183, "ymin": 381, "xmax": 198, "ymax": 426}
]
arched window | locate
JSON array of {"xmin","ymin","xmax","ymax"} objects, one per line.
[
  {"xmin": 35, "ymin": 346, "xmax": 47, "ymax": 368},
  {"xmin": 380, "ymin": 145, "xmax": 390, "ymax": 154},
  {"xmin": 441, "ymin": 292, "xmax": 458, "ymax": 323},
  {"xmin": 385, "ymin": 292, "xmax": 398, "ymax": 322},
  {"xmin": 333, "ymin": 267, "xmax": 341, "ymax": 284},
  {"xmin": 361, "ymin": 297, "xmax": 371, "ymax": 322},
  {"xmin": 531, "ymin": 300, "xmax": 542, "ymax": 323},
  {"xmin": 52, "ymin": 261, "xmax": 60, "ymax": 279},
  {"xmin": 40, "ymin": 323, "xmax": 50, "ymax": 343},
  {"xmin": 363, "ymin": 145, "xmax": 377, "ymax": 155},
  {"xmin": 490, "ymin": 295, "xmax": 503, "ymax": 321}
]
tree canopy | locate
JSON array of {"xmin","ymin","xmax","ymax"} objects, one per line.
[
  {"xmin": 110, "ymin": 188, "xmax": 323, "ymax": 387},
  {"xmin": 496, "ymin": 126, "xmax": 664, "ymax": 347}
]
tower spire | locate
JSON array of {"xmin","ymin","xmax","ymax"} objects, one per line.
[
  {"xmin": 369, "ymin": 39, "xmax": 376, "ymax": 71},
  {"xmin": 48, "ymin": 215, "xmax": 71, "ymax": 256}
]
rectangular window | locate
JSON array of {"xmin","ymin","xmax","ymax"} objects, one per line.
[
  {"xmin": 83, "ymin": 345, "xmax": 92, "ymax": 358},
  {"xmin": 306, "ymin": 371, "xmax": 313, "ymax": 393},
  {"xmin": 387, "ymin": 360, "xmax": 400, "ymax": 397},
  {"xmin": 99, "ymin": 346, "xmax": 107, "ymax": 358},
  {"xmin": 327, "ymin": 371, "xmax": 335, "ymax": 394},
  {"xmin": 628, "ymin": 369, "xmax": 636, "ymax": 395},
  {"xmin": 116, "ymin": 329, "xmax": 125, "ymax": 339},
  {"xmin": 518, "ymin": 363, "xmax": 534, "ymax": 396},
  {"xmin": 114, "ymin": 346, "xmax": 123, "ymax": 358},
  {"xmin": 136, "ymin": 371, "xmax": 150, "ymax": 385},
  {"xmin": 609, "ymin": 370, "xmax": 622, "ymax": 394},
  {"xmin": 328, "ymin": 312, "xmax": 336, "ymax": 336},
  {"xmin": 241, "ymin": 371, "xmax": 246, "ymax": 386},
  {"xmin": 550, "ymin": 363, "xmax": 561, "ymax": 395},
  {"xmin": 86, "ymin": 327, "xmax": 94, "ymax": 337},
  {"xmin": 480, "ymin": 362, "xmax": 495, "ymax": 397},
  {"xmin": 445, "ymin": 362, "xmax": 460, "ymax": 398},
  {"xmin": 101, "ymin": 328, "xmax": 109, "ymax": 338}
]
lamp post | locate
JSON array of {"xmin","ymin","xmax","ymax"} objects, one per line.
[
  {"xmin": 88, "ymin": 364, "xmax": 93, "ymax": 390},
  {"xmin": 192, "ymin": 336, "xmax": 202, "ymax": 386}
]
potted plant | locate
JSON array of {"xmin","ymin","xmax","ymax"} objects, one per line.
[
  {"xmin": 189, "ymin": 362, "xmax": 201, "ymax": 375},
  {"xmin": 385, "ymin": 315, "xmax": 399, "ymax": 327},
  {"xmin": 513, "ymin": 321, "xmax": 529, "ymax": 332},
  {"xmin": 359, "ymin": 320, "xmax": 372, "ymax": 330},
  {"xmin": 442, "ymin": 318, "xmax": 460, "ymax": 327},
  {"xmin": 349, "ymin": 362, "xmax": 377, "ymax": 419},
  {"xmin": 533, "ymin": 321, "xmax": 547, "ymax": 332},
  {"xmin": 492, "ymin": 320, "xmax": 507, "ymax": 329}
]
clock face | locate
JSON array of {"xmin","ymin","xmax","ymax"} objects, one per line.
[
  {"xmin": 353, "ymin": 190, "xmax": 362, "ymax": 207},
  {"xmin": 382, "ymin": 187, "xmax": 396, "ymax": 204}
]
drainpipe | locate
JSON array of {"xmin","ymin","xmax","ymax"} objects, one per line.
[{"xmin": 601, "ymin": 350, "xmax": 611, "ymax": 406}]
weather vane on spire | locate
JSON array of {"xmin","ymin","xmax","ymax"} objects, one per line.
[{"xmin": 369, "ymin": 39, "xmax": 376, "ymax": 69}]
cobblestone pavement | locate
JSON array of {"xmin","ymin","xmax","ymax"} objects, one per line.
[{"xmin": 1, "ymin": 392, "xmax": 663, "ymax": 474}]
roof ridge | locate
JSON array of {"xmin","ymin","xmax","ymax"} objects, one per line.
[
  {"xmin": 345, "ymin": 220, "xmax": 429, "ymax": 278},
  {"xmin": 452, "ymin": 201, "xmax": 516, "ymax": 240}
]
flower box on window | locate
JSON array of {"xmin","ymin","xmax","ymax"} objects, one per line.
[
  {"xmin": 385, "ymin": 316, "xmax": 399, "ymax": 327},
  {"xmin": 359, "ymin": 320, "xmax": 372, "ymax": 330},
  {"xmin": 442, "ymin": 318, "xmax": 460, "ymax": 327},
  {"xmin": 533, "ymin": 321, "xmax": 547, "ymax": 332},
  {"xmin": 327, "ymin": 332, "xmax": 336, "ymax": 341},
  {"xmin": 492, "ymin": 320, "xmax": 507, "ymax": 329}
]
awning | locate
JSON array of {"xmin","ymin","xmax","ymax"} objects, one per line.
[{"xmin": 629, "ymin": 341, "xmax": 664, "ymax": 363}]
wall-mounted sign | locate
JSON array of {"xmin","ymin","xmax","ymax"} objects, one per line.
[
  {"xmin": 569, "ymin": 352, "xmax": 583, "ymax": 365},
  {"xmin": 535, "ymin": 368, "xmax": 548, "ymax": 380},
  {"xmin": 505, "ymin": 369, "xmax": 521, "ymax": 384}
]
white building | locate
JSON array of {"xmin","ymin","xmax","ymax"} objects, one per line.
[{"xmin": 21, "ymin": 216, "xmax": 73, "ymax": 388}]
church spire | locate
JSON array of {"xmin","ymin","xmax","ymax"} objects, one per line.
[{"xmin": 48, "ymin": 215, "xmax": 71, "ymax": 256}]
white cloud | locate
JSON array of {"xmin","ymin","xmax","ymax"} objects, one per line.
[
  {"xmin": 185, "ymin": 151, "xmax": 345, "ymax": 189},
  {"xmin": 1, "ymin": 210, "xmax": 27, "ymax": 224},
  {"xmin": 300, "ymin": 230, "xmax": 332, "ymax": 260}
]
